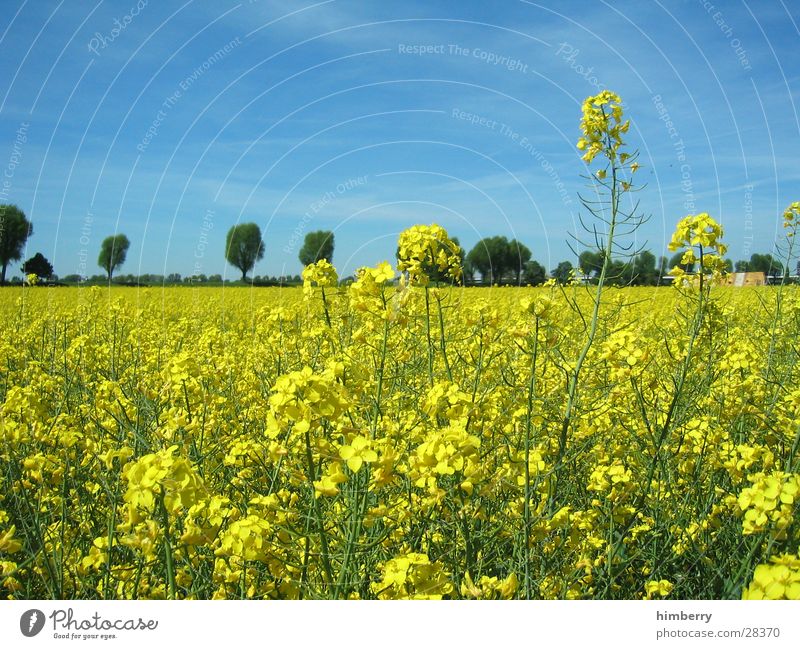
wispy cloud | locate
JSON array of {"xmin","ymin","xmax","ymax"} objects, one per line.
[{"xmin": 0, "ymin": 0, "xmax": 797, "ymax": 277}]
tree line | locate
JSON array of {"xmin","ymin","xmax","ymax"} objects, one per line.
[
  {"xmin": 0, "ymin": 207, "xmax": 331, "ymax": 285},
  {"xmin": 0, "ymin": 204, "xmax": 794, "ymax": 286}
]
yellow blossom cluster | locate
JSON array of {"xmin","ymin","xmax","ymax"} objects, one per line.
[
  {"xmin": 302, "ymin": 259, "xmax": 338, "ymax": 298},
  {"xmin": 742, "ymin": 554, "xmax": 800, "ymax": 599},
  {"xmin": 396, "ymin": 224, "xmax": 462, "ymax": 286},
  {"xmin": 371, "ymin": 552, "xmax": 454, "ymax": 599},
  {"xmin": 737, "ymin": 472, "xmax": 800, "ymax": 536},
  {"xmin": 576, "ymin": 90, "xmax": 629, "ymax": 164},
  {"xmin": 122, "ymin": 445, "xmax": 206, "ymax": 526}
]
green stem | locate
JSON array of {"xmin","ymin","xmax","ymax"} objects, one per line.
[
  {"xmin": 304, "ymin": 428, "xmax": 334, "ymax": 592},
  {"xmin": 321, "ymin": 287, "xmax": 332, "ymax": 329},
  {"xmin": 522, "ymin": 318, "xmax": 539, "ymax": 599},
  {"xmin": 435, "ymin": 292, "xmax": 453, "ymax": 382},
  {"xmin": 552, "ymin": 150, "xmax": 620, "ymax": 512},
  {"xmin": 158, "ymin": 493, "xmax": 177, "ymax": 600},
  {"xmin": 424, "ymin": 287, "xmax": 434, "ymax": 385}
]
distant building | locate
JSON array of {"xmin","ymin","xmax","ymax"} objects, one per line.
[{"xmin": 726, "ymin": 271, "xmax": 766, "ymax": 287}]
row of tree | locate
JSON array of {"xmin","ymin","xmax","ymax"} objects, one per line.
[
  {"xmin": 1, "ymin": 204, "xmax": 795, "ymax": 285},
  {"xmin": 0, "ymin": 204, "xmax": 132, "ymax": 283},
  {"xmin": 53, "ymin": 273, "xmax": 304, "ymax": 286},
  {"xmin": 0, "ymin": 208, "xmax": 326, "ymax": 284}
]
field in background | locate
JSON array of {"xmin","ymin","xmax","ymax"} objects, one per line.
[{"xmin": 1, "ymin": 284, "xmax": 798, "ymax": 599}]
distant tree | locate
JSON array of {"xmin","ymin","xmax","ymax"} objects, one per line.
[
  {"xmin": 522, "ymin": 260, "xmax": 546, "ymax": 285},
  {"xmin": 551, "ymin": 260, "xmax": 574, "ymax": 284},
  {"xmin": 62, "ymin": 274, "xmax": 82, "ymax": 283},
  {"xmin": 734, "ymin": 260, "xmax": 749, "ymax": 272},
  {"xmin": 627, "ymin": 250, "xmax": 657, "ymax": 285},
  {"xmin": 579, "ymin": 250, "xmax": 605, "ymax": 278},
  {"xmin": 606, "ymin": 259, "xmax": 628, "ymax": 286},
  {"xmin": 467, "ymin": 236, "xmax": 512, "ymax": 285},
  {"xmin": 21, "ymin": 252, "xmax": 54, "ymax": 280},
  {"xmin": 225, "ymin": 223, "xmax": 264, "ymax": 281},
  {"xmin": 166, "ymin": 273, "xmax": 182, "ymax": 283},
  {"xmin": 658, "ymin": 256, "xmax": 669, "ymax": 279},
  {"xmin": 208, "ymin": 274, "xmax": 222, "ymax": 283},
  {"xmin": 0, "ymin": 204, "xmax": 33, "ymax": 284},
  {"xmin": 723, "ymin": 258, "xmax": 734, "ymax": 273},
  {"xmin": 299, "ymin": 230, "xmax": 335, "ymax": 266},
  {"xmin": 508, "ymin": 239, "xmax": 532, "ymax": 284},
  {"xmin": 462, "ymin": 257, "xmax": 476, "ymax": 284},
  {"xmin": 98, "ymin": 234, "xmax": 130, "ymax": 280},
  {"xmin": 748, "ymin": 253, "xmax": 782, "ymax": 277}
]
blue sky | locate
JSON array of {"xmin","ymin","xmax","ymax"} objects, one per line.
[{"xmin": 1, "ymin": 0, "xmax": 798, "ymax": 279}]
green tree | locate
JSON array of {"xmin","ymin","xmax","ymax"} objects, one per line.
[
  {"xmin": 551, "ymin": 260, "xmax": 573, "ymax": 284},
  {"xmin": 522, "ymin": 259, "xmax": 546, "ymax": 285},
  {"xmin": 21, "ymin": 252, "xmax": 54, "ymax": 279},
  {"xmin": 606, "ymin": 259, "xmax": 628, "ymax": 286},
  {"xmin": 627, "ymin": 250, "xmax": 657, "ymax": 285},
  {"xmin": 509, "ymin": 239, "xmax": 532, "ymax": 284},
  {"xmin": 225, "ymin": 223, "xmax": 265, "ymax": 281},
  {"xmin": 0, "ymin": 204, "xmax": 33, "ymax": 284},
  {"xmin": 299, "ymin": 230, "xmax": 335, "ymax": 266},
  {"xmin": 578, "ymin": 250, "xmax": 605, "ymax": 278},
  {"xmin": 467, "ymin": 236, "xmax": 511, "ymax": 285},
  {"xmin": 462, "ymin": 256, "xmax": 476, "ymax": 284},
  {"xmin": 748, "ymin": 253, "xmax": 782, "ymax": 277},
  {"xmin": 98, "ymin": 234, "xmax": 130, "ymax": 280},
  {"xmin": 658, "ymin": 256, "xmax": 669, "ymax": 278}
]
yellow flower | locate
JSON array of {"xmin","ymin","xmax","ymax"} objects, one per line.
[
  {"xmin": 313, "ymin": 462, "xmax": 348, "ymax": 497},
  {"xmin": 578, "ymin": 90, "xmax": 628, "ymax": 164},
  {"xmin": 302, "ymin": 259, "xmax": 338, "ymax": 297},
  {"xmin": 644, "ymin": 579, "xmax": 674, "ymax": 599},
  {"xmin": 396, "ymin": 224, "xmax": 462, "ymax": 286},
  {"xmin": 215, "ymin": 515, "xmax": 271, "ymax": 561},
  {"xmin": 668, "ymin": 212, "xmax": 724, "ymax": 252},
  {"xmin": 339, "ymin": 435, "xmax": 378, "ymax": 473},
  {"xmin": 121, "ymin": 446, "xmax": 205, "ymax": 525},
  {"xmin": 0, "ymin": 526, "xmax": 22, "ymax": 554},
  {"xmin": 742, "ymin": 554, "xmax": 800, "ymax": 600},
  {"xmin": 373, "ymin": 261, "xmax": 395, "ymax": 284},
  {"xmin": 372, "ymin": 552, "xmax": 454, "ymax": 599},
  {"xmin": 783, "ymin": 201, "xmax": 800, "ymax": 228}
]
